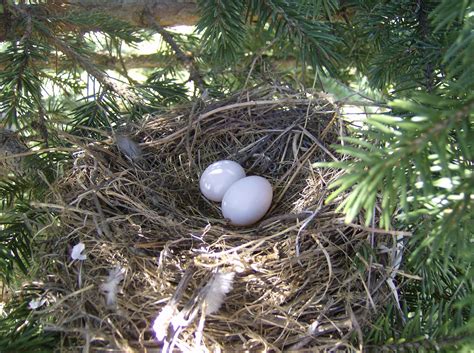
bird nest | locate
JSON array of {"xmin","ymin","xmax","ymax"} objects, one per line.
[{"xmin": 35, "ymin": 86, "xmax": 395, "ymax": 352}]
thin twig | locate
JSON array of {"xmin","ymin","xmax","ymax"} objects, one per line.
[
  {"xmin": 345, "ymin": 223, "xmax": 412, "ymax": 236},
  {"xmin": 52, "ymin": 37, "xmax": 139, "ymax": 102}
]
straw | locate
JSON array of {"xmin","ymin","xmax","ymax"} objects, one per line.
[{"xmin": 34, "ymin": 85, "xmax": 395, "ymax": 352}]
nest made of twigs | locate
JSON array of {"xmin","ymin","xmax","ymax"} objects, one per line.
[{"xmin": 35, "ymin": 85, "xmax": 394, "ymax": 352}]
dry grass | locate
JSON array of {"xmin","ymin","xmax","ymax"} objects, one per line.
[{"xmin": 34, "ymin": 85, "xmax": 396, "ymax": 352}]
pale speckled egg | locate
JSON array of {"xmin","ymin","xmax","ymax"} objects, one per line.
[
  {"xmin": 199, "ymin": 160, "xmax": 246, "ymax": 202},
  {"xmin": 222, "ymin": 176, "xmax": 273, "ymax": 226}
]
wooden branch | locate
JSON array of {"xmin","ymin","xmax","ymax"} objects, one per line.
[
  {"xmin": 68, "ymin": 0, "xmax": 199, "ymax": 27},
  {"xmin": 0, "ymin": 52, "xmax": 176, "ymax": 72}
]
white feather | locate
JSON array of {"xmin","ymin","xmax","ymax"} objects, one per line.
[
  {"xmin": 71, "ymin": 242, "xmax": 86, "ymax": 260},
  {"xmin": 28, "ymin": 298, "xmax": 46, "ymax": 310},
  {"xmin": 152, "ymin": 305, "xmax": 177, "ymax": 341},
  {"xmin": 203, "ymin": 272, "xmax": 235, "ymax": 315},
  {"xmin": 99, "ymin": 267, "xmax": 125, "ymax": 307}
]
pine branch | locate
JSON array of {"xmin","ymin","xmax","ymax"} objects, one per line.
[
  {"xmin": 196, "ymin": 0, "xmax": 247, "ymax": 65},
  {"xmin": 33, "ymin": 95, "xmax": 49, "ymax": 147},
  {"xmin": 246, "ymin": 0, "xmax": 340, "ymax": 73},
  {"xmin": 415, "ymin": 0, "xmax": 435, "ymax": 92},
  {"xmin": 47, "ymin": 35, "xmax": 139, "ymax": 103},
  {"xmin": 0, "ymin": 52, "xmax": 179, "ymax": 72},
  {"xmin": 143, "ymin": 9, "xmax": 205, "ymax": 92},
  {"xmin": 3, "ymin": 3, "xmax": 141, "ymax": 103},
  {"xmin": 367, "ymin": 334, "xmax": 472, "ymax": 352},
  {"xmin": 316, "ymin": 97, "xmax": 474, "ymax": 250},
  {"xmin": 0, "ymin": 290, "xmax": 56, "ymax": 351}
]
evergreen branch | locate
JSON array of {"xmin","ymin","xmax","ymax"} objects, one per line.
[
  {"xmin": 246, "ymin": 0, "xmax": 341, "ymax": 72},
  {"xmin": 366, "ymin": 334, "xmax": 473, "ymax": 352},
  {"xmin": 431, "ymin": 0, "xmax": 474, "ymax": 94},
  {"xmin": 47, "ymin": 36, "xmax": 139, "ymax": 103},
  {"xmin": 0, "ymin": 52, "xmax": 180, "ymax": 72},
  {"xmin": 143, "ymin": 9, "xmax": 205, "ymax": 92},
  {"xmin": 0, "ymin": 290, "xmax": 56, "ymax": 352},
  {"xmin": 196, "ymin": 0, "xmax": 247, "ymax": 65},
  {"xmin": 415, "ymin": 0, "xmax": 435, "ymax": 92},
  {"xmin": 317, "ymin": 97, "xmax": 473, "ymax": 227},
  {"xmin": 60, "ymin": 10, "xmax": 146, "ymax": 44},
  {"xmin": 6, "ymin": 3, "xmax": 140, "ymax": 103},
  {"xmin": 430, "ymin": 0, "xmax": 470, "ymax": 32},
  {"xmin": 0, "ymin": 42, "xmax": 45, "ymax": 129}
]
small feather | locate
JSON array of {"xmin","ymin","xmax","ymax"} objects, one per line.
[
  {"xmin": 99, "ymin": 267, "xmax": 125, "ymax": 307},
  {"xmin": 116, "ymin": 135, "xmax": 142, "ymax": 161},
  {"xmin": 152, "ymin": 304, "xmax": 177, "ymax": 341},
  {"xmin": 203, "ymin": 272, "xmax": 235, "ymax": 315},
  {"xmin": 71, "ymin": 242, "xmax": 86, "ymax": 260},
  {"xmin": 28, "ymin": 298, "xmax": 46, "ymax": 310}
]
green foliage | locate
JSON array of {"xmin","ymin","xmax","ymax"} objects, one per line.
[
  {"xmin": 338, "ymin": 0, "xmax": 456, "ymax": 93},
  {"xmin": 431, "ymin": 0, "xmax": 474, "ymax": 95},
  {"xmin": 0, "ymin": 168, "xmax": 56, "ymax": 284},
  {"xmin": 314, "ymin": 1, "xmax": 474, "ymax": 349},
  {"xmin": 138, "ymin": 71, "xmax": 189, "ymax": 108},
  {"xmin": 245, "ymin": 0, "xmax": 341, "ymax": 72},
  {"xmin": 317, "ymin": 96, "xmax": 472, "ymax": 233},
  {"xmin": 196, "ymin": 0, "xmax": 340, "ymax": 72},
  {"xmin": 0, "ymin": 41, "xmax": 48, "ymax": 130},
  {"xmin": 364, "ymin": 249, "xmax": 473, "ymax": 352},
  {"xmin": 61, "ymin": 11, "xmax": 147, "ymax": 45},
  {"xmin": 196, "ymin": 0, "xmax": 247, "ymax": 65},
  {"xmin": 0, "ymin": 290, "xmax": 56, "ymax": 353},
  {"xmin": 0, "ymin": 205, "xmax": 32, "ymax": 281}
]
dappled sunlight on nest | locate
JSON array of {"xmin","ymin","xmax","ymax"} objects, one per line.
[{"xmin": 35, "ymin": 85, "xmax": 395, "ymax": 352}]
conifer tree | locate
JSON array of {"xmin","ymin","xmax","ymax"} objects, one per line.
[{"xmin": 0, "ymin": 0, "xmax": 472, "ymax": 351}]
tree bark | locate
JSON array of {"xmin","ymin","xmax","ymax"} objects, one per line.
[
  {"xmin": 68, "ymin": 0, "xmax": 199, "ymax": 27},
  {"xmin": 0, "ymin": 52, "xmax": 175, "ymax": 72}
]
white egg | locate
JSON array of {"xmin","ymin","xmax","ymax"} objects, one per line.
[
  {"xmin": 199, "ymin": 160, "xmax": 246, "ymax": 202},
  {"xmin": 222, "ymin": 176, "xmax": 273, "ymax": 226}
]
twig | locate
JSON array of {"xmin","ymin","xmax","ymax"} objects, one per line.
[
  {"xmin": 32, "ymin": 284, "xmax": 94, "ymax": 315},
  {"xmin": 143, "ymin": 9, "xmax": 205, "ymax": 92},
  {"xmin": 241, "ymin": 37, "xmax": 279, "ymax": 92},
  {"xmin": 52, "ymin": 37, "xmax": 139, "ymax": 102},
  {"xmin": 12, "ymin": 4, "xmax": 138, "ymax": 102},
  {"xmin": 0, "ymin": 146, "xmax": 78, "ymax": 160},
  {"xmin": 345, "ymin": 223, "xmax": 412, "ymax": 237}
]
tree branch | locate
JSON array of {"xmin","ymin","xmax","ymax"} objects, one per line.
[
  {"xmin": 68, "ymin": 0, "xmax": 199, "ymax": 27},
  {"xmin": 416, "ymin": 0, "xmax": 435, "ymax": 92},
  {"xmin": 50, "ymin": 36, "xmax": 139, "ymax": 102},
  {"xmin": 143, "ymin": 9, "xmax": 205, "ymax": 92},
  {"xmin": 0, "ymin": 52, "xmax": 177, "ymax": 72}
]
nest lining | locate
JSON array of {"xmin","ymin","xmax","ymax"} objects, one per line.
[{"xmin": 36, "ymin": 86, "xmax": 393, "ymax": 352}]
